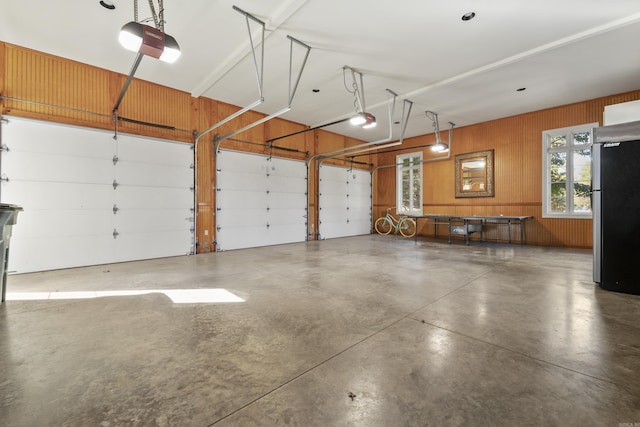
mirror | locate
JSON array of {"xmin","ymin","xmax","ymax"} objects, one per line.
[{"xmin": 455, "ymin": 149, "xmax": 494, "ymax": 198}]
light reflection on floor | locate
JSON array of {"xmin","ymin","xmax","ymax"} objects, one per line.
[{"xmin": 6, "ymin": 289, "xmax": 245, "ymax": 304}]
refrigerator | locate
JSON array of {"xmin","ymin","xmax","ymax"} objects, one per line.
[{"xmin": 592, "ymin": 119, "xmax": 640, "ymax": 295}]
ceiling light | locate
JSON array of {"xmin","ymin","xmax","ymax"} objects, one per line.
[
  {"xmin": 431, "ymin": 142, "xmax": 448, "ymax": 152},
  {"xmin": 426, "ymin": 110, "xmax": 449, "ymax": 152},
  {"xmin": 118, "ymin": 21, "xmax": 181, "ymax": 63},
  {"xmin": 344, "ymin": 66, "xmax": 377, "ymax": 130},
  {"xmin": 462, "ymin": 12, "xmax": 476, "ymax": 21},
  {"xmin": 362, "ymin": 113, "xmax": 377, "ymax": 129},
  {"xmin": 350, "ymin": 112, "xmax": 376, "ymax": 128},
  {"xmin": 350, "ymin": 113, "xmax": 366, "ymax": 126}
]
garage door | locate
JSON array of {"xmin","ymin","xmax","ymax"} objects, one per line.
[
  {"xmin": 0, "ymin": 116, "xmax": 194, "ymax": 273},
  {"xmin": 215, "ymin": 150, "xmax": 307, "ymax": 251},
  {"xmin": 318, "ymin": 165, "xmax": 371, "ymax": 239}
]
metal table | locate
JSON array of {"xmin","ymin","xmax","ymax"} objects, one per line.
[{"xmin": 409, "ymin": 214, "xmax": 533, "ymax": 245}]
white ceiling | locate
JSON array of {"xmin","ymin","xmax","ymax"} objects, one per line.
[{"xmin": 2, "ymin": 0, "xmax": 640, "ymax": 142}]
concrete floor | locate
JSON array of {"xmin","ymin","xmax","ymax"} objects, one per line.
[{"xmin": 1, "ymin": 235, "xmax": 639, "ymax": 426}]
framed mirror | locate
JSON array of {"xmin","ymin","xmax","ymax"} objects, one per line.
[{"xmin": 455, "ymin": 149, "xmax": 494, "ymax": 198}]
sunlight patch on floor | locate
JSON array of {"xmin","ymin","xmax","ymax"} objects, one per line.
[{"xmin": 6, "ymin": 289, "xmax": 245, "ymax": 304}]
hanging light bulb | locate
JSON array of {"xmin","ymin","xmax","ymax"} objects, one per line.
[
  {"xmin": 345, "ymin": 66, "xmax": 377, "ymax": 130},
  {"xmin": 350, "ymin": 113, "xmax": 367, "ymax": 126},
  {"xmin": 426, "ymin": 111, "xmax": 448, "ymax": 152},
  {"xmin": 119, "ymin": 22, "xmax": 181, "ymax": 63},
  {"xmin": 362, "ymin": 112, "xmax": 377, "ymax": 129}
]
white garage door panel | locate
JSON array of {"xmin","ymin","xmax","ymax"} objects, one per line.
[
  {"xmin": 115, "ymin": 209, "xmax": 192, "ymax": 233},
  {"xmin": 318, "ymin": 165, "xmax": 371, "ymax": 239},
  {"xmin": 2, "ymin": 118, "xmax": 115, "ymax": 158},
  {"xmin": 116, "ymin": 161, "xmax": 192, "ymax": 188},
  {"xmin": 217, "ymin": 227, "xmax": 269, "ymax": 251},
  {"xmin": 267, "ymin": 225, "xmax": 307, "ymax": 245},
  {"xmin": 1, "ymin": 116, "xmax": 193, "ymax": 273},
  {"xmin": 115, "ymin": 186, "xmax": 193, "ymax": 210},
  {"xmin": 3, "ymin": 151, "xmax": 113, "ymax": 184},
  {"xmin": 8, "ymin": 234, "xmax": 116, "ymax": 273},
  {"xmin": 216, "ymin": 170, "xmax": 268, "ymax": 192},
  {"xmin": 319, "ymin": 208, "xmax": 345, "ymax": 222},
  {"xmin": 319, "ymin": 222, "xmax": 351, "ymax": 239},
  {"xmin": 268, "ymin": 209, "xmax": 306, "ymax": 226},
  {"xmin": 217, "ymin": 209, "xmax": 267, "ymax": 228},
  {"xmin": 349, "ymin": 220, "xmax": 372, "ymax": 235},
  {"xmin": 318, "ymin": 193, "xmax": 346, "ymax": 209},
  {"xmin": 2, "ymin": 181, "xmax": 113, "ymax": 210},
  {"xmin": 117, "ymin": 134, "xmax": 191, "ymax": 163},
  {"xmin": 266, "ymin": 175, "xmax": 306, "ymax": 192},
  {"xmin": 11, "ymin": 209, "xmax": 114, "ymax": 238},
  {"xmin": 267, "ymin": 192, "xmax": 305, "ymax": 207},
  {"xmin": 218, "ymin": 192, "xmax": 269, "ymax": 212},
  {"xmin": 217, "ymin": 150, "xmax": 266, "ymax": 172},
  {"xmin": 112, "ymin": 231, "xmax": 192, "ymax": 262},
  {"xmin": 216, "ymin": 150, "xmax": 306, "ymax": 251}
]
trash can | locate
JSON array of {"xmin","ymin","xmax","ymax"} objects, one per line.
[{"xmin": 0, "ymin": 203, "xmax": 23, "ymax": 303}]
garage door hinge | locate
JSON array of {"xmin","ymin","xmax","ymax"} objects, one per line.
[
  {"xmin": 113, "ymin": 229, "xmax": 119, "ymax": 239},
  {"xmin": 113, "ymin": 180, "xmax": 119, "ymax": 189},
  {"xmin": 0, "ymin": 174, "xmax": 8, "ymax": 183},
  {"xmin": 190, "ymin": 163, "xmax": 194, "ymax": 169},
  {"xmin": 0, "ymin": 144, "xmax": 9, "ymax": 152},
  {"xmin": 190, "ymin": 185, "xmax": 195, "ymax": 192},
  {"xmin": 113, "ymin": 155, "xmax": 119, "ymax": 165},
  {"xmin": 112, "ymin": 204, "xmax": 119, "ymax": 214}
]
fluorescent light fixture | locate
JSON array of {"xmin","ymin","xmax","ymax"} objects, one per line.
[{"xmin": 118, "ymin": 21, "xmax": 181, "ymax": 63}]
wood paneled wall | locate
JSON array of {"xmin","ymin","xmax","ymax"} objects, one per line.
[
  {"xmin": 3, "ymin": 41, "xmax": 639, "ymax": 250},
  {"xmin": 373, "ymin": 90, "xmax": 640, "ymax": 248}
]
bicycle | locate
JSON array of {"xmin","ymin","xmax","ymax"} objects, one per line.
[{"xmin": 375, "ymin": 208, "xmax": 416, "ymax": 237}]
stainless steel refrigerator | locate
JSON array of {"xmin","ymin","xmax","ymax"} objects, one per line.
[{"xmin": 592, "ymin": 119, "xmax": 640, "ymax": 295}]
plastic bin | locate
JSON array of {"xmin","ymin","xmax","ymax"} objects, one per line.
[{"xmin": 0, "ymin": 203, "xmax": 23, "ymax": 302}]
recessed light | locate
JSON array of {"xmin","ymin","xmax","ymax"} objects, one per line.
[
  {"xmin": 517, "ymin": 87, "xmax": 526, "ymax": 92},
  {"xmin": 462, "ymin": 12, "xmax": 476, "ymax": 21},
  {"xmin": 100, "ymin": 1, "xmax": 116, "ymax": 10}
]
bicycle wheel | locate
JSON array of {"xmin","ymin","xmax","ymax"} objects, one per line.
[
  {"xmin": 375, "ymin": 217, "xmax": 392, "ymax": 235},
  {"xmin": 399, "ymin": 217, "xmax": 416, "ymax": 238}
]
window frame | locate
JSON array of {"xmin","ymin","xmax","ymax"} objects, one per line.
[
  {"xmin": 396, "ymin": 152, "xmax": 423, "ymax": 215},
  {"xmin": 541, "ymin": 122, "xmax": 598, "ymax": 219}
]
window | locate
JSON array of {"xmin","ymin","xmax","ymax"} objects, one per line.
[
  {"xmin": 542, "ymin": 123, "xmax": 598, "ymax": 218},
  {"xmin": 396, "ymin": 152, "xmax": 422, "ymax": 215}
]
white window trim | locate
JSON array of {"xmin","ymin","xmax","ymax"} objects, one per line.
[
  {"xmin": 396, "ymin": 152, "xmax": 423, "ymax": 215},
  {"xmin": 541, "ymin": 122, "xmax": 598, "ymax": 219}
]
